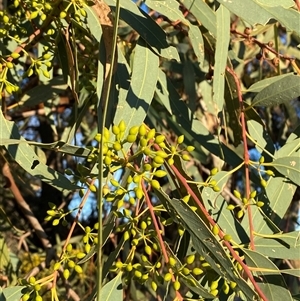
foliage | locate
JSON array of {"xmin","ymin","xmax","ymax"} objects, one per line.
[{"xmin": 0, "ymin": 0, "xmax": 300, "ymax": 301}]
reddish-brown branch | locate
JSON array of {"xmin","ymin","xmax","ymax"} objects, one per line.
[
  {"xmin": 230, "ymin": 29, "xmax": 295, "ymax": 61},
  {"xmin": 170, "ymin": 164, "xmax": 268, "ymax": 301},
  {"xmin": 295, "ymin": 0, "xmax": 300, "ymax": 11},
  {"xmin": 141, "ymin": 181, "xmax": 183, "ymax": 301},
  {"xmin": 226, "ymin": 66, "xmax": 255, "ymax": 251}
]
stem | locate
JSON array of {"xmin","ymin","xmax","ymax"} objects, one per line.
[
  {"xmin": 170, "ymin": 164, "xmax": 268, "ymax": 301},
  {"xmin": 226, "ymin": 67, "xmax": 255, "ymax": 251},
  {"xmin": 142, "ymin": 181, "xmax": 183, "ymax": 301},
  {"xmin": 96, "ymin": 0, "xmax": 120, "ymax": 299}
]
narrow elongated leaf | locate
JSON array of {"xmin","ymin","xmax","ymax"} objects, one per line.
[
  {"xmin": 105, "ymin": 0, "xmax": 179, "ymax": 61},
  {"xmin": 220, "ymin": 0, "xmax": 300, "ymax": 36},
  {"xmin": 243, "ymin": 249, "xmax": 293, "ymax": 301},
  {"xmin": 224, "ymin": 70, "xmax": 241, "ymax": 146},
  {"xmin": 113, "ymin": 38, "xmax": 159, "ymax": 146},
  {"xmin": 18, "ymin": 76, "xmax": 68, "ymax": 107},
  {"xmin": 164, "ymin": 245, "xmax": 215, "ymax": 298},
  {"xmin": 156, "ymin": 69, "xmax": 243, "ymax": 167},
  {"xmin": 281, "ymin": 269, "xmax": 300, "ymax": 277},
  {"xmin": 0, "ymin": 139, "xmax": 91, "ymax": 157},
  {"xmin": 252, "ymin": 74, "xmax": 300, "ymax": 107},
  {"xmin": 271, "ymin": 156, "xmax": 300, "ymax": 185},
  {"xmin": 145, "ymin": 0, "xmax": 204, "ymax": 65},
  {"xmin": 155, "ymin": 189, "xmax": 259, "ymax": 300},
  {"xmin": 0, "ymin": 111, "xmax": 77, "ymax": 192},
  {"xmin": 256, "ymin": 0, "xmax": 294, "ymax": 7},
  {"xmin": 246, "ymin": 73, "xmax": 294, "ymax": 93},
  {"xmin": 255, "ymin": 231, "xmax": 300, "ymax": 259},
  {"xmin": 180, "ymin": 0, "xmax": 217, "ymax": 37},
  {"xmin": 85, "ymin": 4, "xmax": 104, "ymax": 105},
  {"xmin": 275, "ymin": 139, "xmax": 300, "ymax": 158},
  {"xmin": 242, "ymin": 176, "xmax": 296, "ymax": 235},
  {"xmin": 183, "ymin": 60, "xmax": 196, "ymax": 116},
  {"xmin": 213, "ymin": 5, "xmax": 230, "ymax": 113},
  {"xmin": 102, "ymin": 238, "xmax": 125, "ymax": 280},
  {"xmin": 2, "ymin": 286, "xmax": 26, "ymax": 301},
  {"xmin": 202, "ymin": 172, "xmax": 250, "ymax": 244},
  {"xmin": 188, "ymin": 24, "xmax": 205, "ymax": 66},
  {"xmin": 101, "ymin": 272, "xmax": 123, "ymax": 301},
  {"xmin": 247, "ymin": 119, "xmax": 275, "ymax": 156}
]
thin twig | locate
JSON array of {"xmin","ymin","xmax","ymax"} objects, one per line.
[{"xmin": 226, "ymin": 66, "xmax": 255, "ymax": 251}]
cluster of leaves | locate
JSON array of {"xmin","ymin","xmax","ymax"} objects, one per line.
[{"xmin": 0, "ymin": 0, "xmax": 300, "ymax": 301}]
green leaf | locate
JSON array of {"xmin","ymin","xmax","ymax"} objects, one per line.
[
  {"xmin": 145, "ymin": 0, "xmax": 204, "ymax": 65},
  {"xmin": 113, "ymin": 38, "xmax": 159, "ymax": 151},
  {"xmin": 183, "ymin": 61, "xmax": 197, "ymax": 115},
  {"xmin": 0, "ymin": 238, "xmax": 10, "ymax": 271},
  {"xmin": 0, "ymin": 110, "xmax": 78, "ymax": 192},
  {"xmin": 101, "ymin": 272, "xmax": 123, "ymax": 301},
  {"xmin": 243, "ymin": 249, "xmax": 293, "ymax": 301},
  {"xmin": 213, "ymin": 4, "xmax": 230, "ymax": 113},
  {"xmin": 156, "ymin": 69, "xmax": 243, "ymax": 167},
  {"xmin": 251, "ymin": 74, "xmax": 300, "ymax": 107},
  {"xmin": 224, "ymin": 70, "xmax": 241, "ymax": 146},
  {"xmin": 85, "ymin": 4, "xmax": 104, "ymax": 108},
  {"xmin": 2, "ymin": 286, "xmax": 26, "ymax": 301},
  {"xmin": 0, "ymin": 139, "xmax": 91, "ymax": 157},
  {"xmin": 281, "ymin": 269, "xmax": 300, "ymax": 277},
  {"xmin": 18, "ymin": 76, "xmax": 68, "ymax": 107},
  {"xmin": 220, "ymin": 0, "xmax": 300, "ymax": 36},
  {"xmin": 275, "ymin": 138, "xmax": 300, "ymax": 158},
  {"xmin": 255, "ymin": 231, "xmax": 300, "ymax": 260},
  {"xmin": 246, "ymin": 73, "xmax": 295, "ymax": 93},
  {"xmin": 188, "ymin": 24, "xmax": 205, "ymax": 66},
  {"xmin": 106, "ymin": 0, "xmax": 179, "ymax": 61},
  {"xmin": 163, "ymin": 245, "xmax": 215, "ymax": 298},
  {"xmin": 180, "ymin": 0, "xmax": 217, "ymax": 37},
  {"xmin": 242, "ymin": 176, "xmax": 296, "ymax": 235},
  {"xmin": 155, "ymin": 189, "xmax": 259, "ymax": 300},
  {"xmin": 271, "ymin": 156, "xmax": 300, "ymax": 185},
  {"xmin": 256, "ymin": 0, "xmax": 294, "ymax": 7},
  {"xmin": 247, "ymin": 119, "xmax": 275, "ymax": 156},
  {"xmin": 102, "ymin": 238, "xmax": 125, "ymax": 280},
  {"xmin": 201, "ymin": 172, "xmax": 250, "ymax": 244}
]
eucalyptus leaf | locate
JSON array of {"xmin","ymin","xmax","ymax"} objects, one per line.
[
  {"xmin": 243, "ymin": 249, "xmax": 293, "ymax": 301},
  {"xmin": 156, "ymin": 69, "xmax": 243, "ymax": 167},
  {"xmin": 0, "ymin": 110, "xmax": 78, "ymax": 192},
  {"xmin": 242, "ymin": 176, "xmax": 297, "ymax": 235},
  {"xmin": 105, "ymin": 0, "xmax": 179, "ymax": 61},
  {"xmin": 113, "ymin": 38, "xmax": 159, "ymax": 152},
  {"xmin": 2, "ymin": 286, "xmax": 26, "ymax": 301},
  {"xmin": 271, "ymin": 156, "xmax": 300, "ymax": 185},
  {"xmin": 202, "ymin": 172, "xmax": 250, "ymax": 244},
  {"xmin": 145, "ymin": 0, "xmax": 204, "ymax": 65},
  {"xmin": 180, "ymin": 0, "xmax": 217, "ymax": 37},
  {"xmin": 0, "ymin": 139, "xmax": 91, "ymax": 157},
  {"xmin": 251, "ymin": 74, "xmax": 300, "ymax": 107},
  {"xmin": 247, "ymin": 119, "xmax": 275, "ymax": 156},
  {"xmin": 155, "ymin": 189, "xmax": 259, "ymax": 300},
  {"xmin": 213, "ymin": 5, "xmax": 230, "ymax": 113},
  {"xmin": 101, "ymin": 272, "xmax": 123, "ymax": 301},
  {"xmin": 255, "ymin": 231, "xmax": 300, "ymax": 259},
  {"xmin": 280, "ymin": 269, "xmax": 300, "ymax": 277},
  {"xmin": 275, "ymin": 138, "xmax": 300, "ymax": 158},
  {"xmin": 19, "ymin": 76, "xmax": 68, "ymax": 107},
  {"xmin": 219, "ymin": 0, "xmax": 300, "ymax": 36},
  {"xmin": 246, "ymin": 73, "xmax": 295, "ymax": 93}
]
